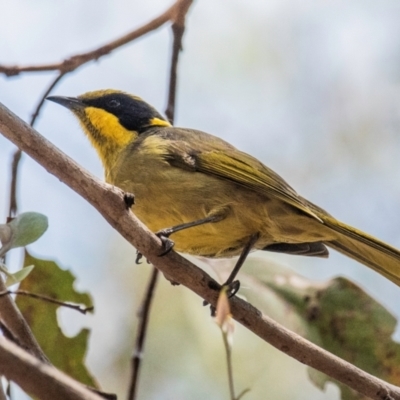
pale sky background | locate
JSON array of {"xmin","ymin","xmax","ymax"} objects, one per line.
[{"xmin": 2, "ymin": 0, "xmax": 400, "ymax": 399}]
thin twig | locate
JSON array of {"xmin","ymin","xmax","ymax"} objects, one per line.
[
  {"xmin": 127, "ymin": 267, "xmax": 159, "ymax": 400},
  {"xmin": 222, "ymin": 332, "xmax": 235, "ymax": 400},
  {"xmin": 165, "ymin": 23, "xmax": 185, "ymax": 122},
  {"xmin": 127, "ymin": 4, "xmax": 192, "ymax": 399},
  {"xmin": 7, "ymin": 149, "xmax": 22, "ymax": 219},
  {"xmin": 30, "ymin": 73, "xmax": 66, "ymax": 126},
  {"xmin": 7, "ymin": 73, "xmax": 66, "ymax": 220},
  {"xmin": 0, "ymin": 0, "xmax": 192, "ymax": 77},
  {"xmin": 0, "ymin": 290, "xmax": 93, "ymax": 315},
  {"xmin": 165, "ymin": 0, "xmax": 192, "ymax": 122}
]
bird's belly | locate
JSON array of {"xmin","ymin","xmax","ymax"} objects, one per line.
[
  {"xmin": 131, "ymin": 181, "xmax": 261, "ymax": 257},
  {"xmin": 111, "ymin": 164, "xmax": 328, "ymax": 258},
  {"xmin": 108, "ymin": 156, "xmax": 332, "ymax": 257}
]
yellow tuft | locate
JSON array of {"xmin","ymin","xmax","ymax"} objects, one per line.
[{"xmin": 150, "ymin": 117, "xmax": 172, "ymax": 128}]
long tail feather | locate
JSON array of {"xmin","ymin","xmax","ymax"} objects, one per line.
[{"xmin": 322, "ymin": 216, "xmax": 400, "ymax": 286}]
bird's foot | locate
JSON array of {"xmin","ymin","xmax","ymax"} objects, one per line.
[
  {"xmin": 225, "ymin": 280, "xmax": 241, "ymax": 298},
  {"xmin": 155, "ymin": 229, "xmax": 175, "ymax": 257},
  {"xmin": 203, "ymin": 280, "xmax": 241, "ymax": 316},
  {"xmin": 123, "ymin": 193, "xmax": 135, "ymax": 209},
  {"xmin": 135, "ymin": 229, "xmax": 174, "ymax": 264}
]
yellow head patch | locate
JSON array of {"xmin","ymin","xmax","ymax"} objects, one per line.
[
  {"xmin": 84, "ymin": 107, "xmax": 136, "ymax": 147},
  {"xmin": 80, "ymin": 107, "xmax": 137, "ymax": 169}
]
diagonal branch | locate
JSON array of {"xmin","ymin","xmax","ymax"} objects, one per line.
[
  {"xmin": 0, "ymin": 335, "xmax": 104, "ymax": 400},
  {"xmin": 8, "ymin": 72, "xmax": 65, "ymax": 219},
  {"xmin": 0, "ymin": 277, "xmax": 48, "ymax": 363},
  {"xmin": 0, "ymin": 0, "xmax": 192, "ymax": 77},
  {"xmin": 1, "ymin": 101, "xmax": 400, "ymax": 400},
  {"xmin": 30, "ymin": 73, "xmax": 66, "ymax": 126}
]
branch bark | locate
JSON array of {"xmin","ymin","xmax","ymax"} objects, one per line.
[
  {"xmin": 128, "ymin": 268, "xmax": 159, "ymax": 400},
  {"xmin": 0, "ymin": 336, "xmax": 103, "ymax": 400},
  {"xmin": 0, "ymin": 277, "xmax": 49, "ymax": 363},
  {"xmin": 1, "ymin": 103, "xmax": 400, "ymax": 400}
]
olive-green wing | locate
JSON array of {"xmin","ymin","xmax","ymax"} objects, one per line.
[
  {"xmin": 159, "ymin": 128, "xmax": 321, "ymax": 221},
  {"xmin": 156, "ymin": 128, "xmax": 400, "ymax": 286}
]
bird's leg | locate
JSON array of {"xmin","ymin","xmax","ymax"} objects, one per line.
[
  {"xmin": 204, "ymin": 232, "xmax": 260, "ymax": 314},
  {"xmin": 223, "ymin": 232, "xmax": 260, "ymax": 295},
  {"xmin": 156, "ymin": 214, "xmax": 224, "ymax": 256},
  {"xmin": 135, "ymin": 214, "xmax": 224, "ymax": 263}
]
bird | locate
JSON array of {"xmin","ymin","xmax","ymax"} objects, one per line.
[{"xmin": 47, "ymin": 89, "xmax": 400, "ymax": 291}]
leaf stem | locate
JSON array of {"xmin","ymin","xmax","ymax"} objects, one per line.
[{"xmin": 222, "ymin": 331, "xmax": 236, "ymax": 400}]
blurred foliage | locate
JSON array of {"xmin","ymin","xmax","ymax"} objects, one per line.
[
  {"xmin": 0, "ymin": 212, "xmax": 48, "ymax": 285},
  {"xmin": 243, "ymin": 258, "xmax": 400, "ymax": 400},
  {"xmin": 0, "ymin": 212, "xmax": 48, "ymax": 258},
  {"xmin": 16, "ymin": 250, "xmax": 96, "ymax": 387}
]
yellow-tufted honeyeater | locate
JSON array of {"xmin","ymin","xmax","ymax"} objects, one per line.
[{"xmin": 47, "ymin": 90, "xmax": 400, "ymax": 292}]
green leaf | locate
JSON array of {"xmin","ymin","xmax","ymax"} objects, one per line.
[
  {"xmin": 0, "ymin": 212, "xmax": 48, "ymax": 257},
  {"xmin": 3, "ymin": 265, "xmax": 35, "ymax": 287},
  {"xmin": 16, "ymin": 250, "xmax": 97, "ymax": 387},
  {"xmin": 243, "ymin": 258, "xmax": 400, "ymax": 400}
]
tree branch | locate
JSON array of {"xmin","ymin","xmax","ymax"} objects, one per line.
[
  {"xmin": 0, "ymin": 290, "xmax": 93, "ymax": 315},
  {"xmin": 1, "ymin": 103, "xmax": 399, "ymax": 400},
  {"xmin": 30, "ymin": 73, "xmax": 66, "ymax": 126},
  {"xmin": 0, "ymin": 277, "xmax": 49, "ymax": 363},
  {"xmin": 128, "ymin": 267, "xmax": 159, "ymax": 400},
  {"xmin": 8, "ymin": 72, "xmax": 66, "ymax": 219},
  {"xmin": 0, "ymin": 335, "xmax": 104, "ymax": 400},
  {"xmin": 0, "ymin": 0, "xmax": 192, "ymax": 77},
  {"xmin": 165, "ymin": 0, "xmax": 191, "ymax": 122}
]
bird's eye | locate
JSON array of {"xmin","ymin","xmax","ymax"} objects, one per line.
[{"xmin": 108, "ymin": 99, "xmax": 120, "ymax": 108}]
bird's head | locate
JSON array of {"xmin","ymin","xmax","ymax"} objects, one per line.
[{"xmin": 47, "ymin": 89, "xmax": 171, "ymax": 170}]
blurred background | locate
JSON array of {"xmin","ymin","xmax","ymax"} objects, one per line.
[{"xmin": 1, "ymin": 0, "xmax": 400, "ymax": 399}]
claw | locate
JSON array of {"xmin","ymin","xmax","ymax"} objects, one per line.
[
  {"xmin": 202, "ymin": 281, "xmax": 241, "ymax": 316},
  {"xmin": 123, "ymin": 193, "xmax": 135, "ymax": 209},
  {"xmin": 226, "ymin": 280, "xmax": 240, "ymax": 298},
  {"xmin": 136, "ymin": 232, "xmax": 174, "ymax": 262},
  {"xmin": 157, "ymin": 234, "xmax": 175, "ymax": 257},
  {"xmin": 135, "ymin": 251, "xmax": 143, "ymax": 264}
]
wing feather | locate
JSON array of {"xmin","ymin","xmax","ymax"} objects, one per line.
[{"xmin": 155, "ymin": 128, "xmax": 322, "ymax": 221}]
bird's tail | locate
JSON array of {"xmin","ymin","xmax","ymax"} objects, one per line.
[{"xmin": 321, "ymin": 216, "xmax": 400, "ymax": 286}]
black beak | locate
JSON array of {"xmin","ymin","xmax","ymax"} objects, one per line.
[{"xmin": 46, "ymin": 96, "xmax": 85, "ymax": 110}]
